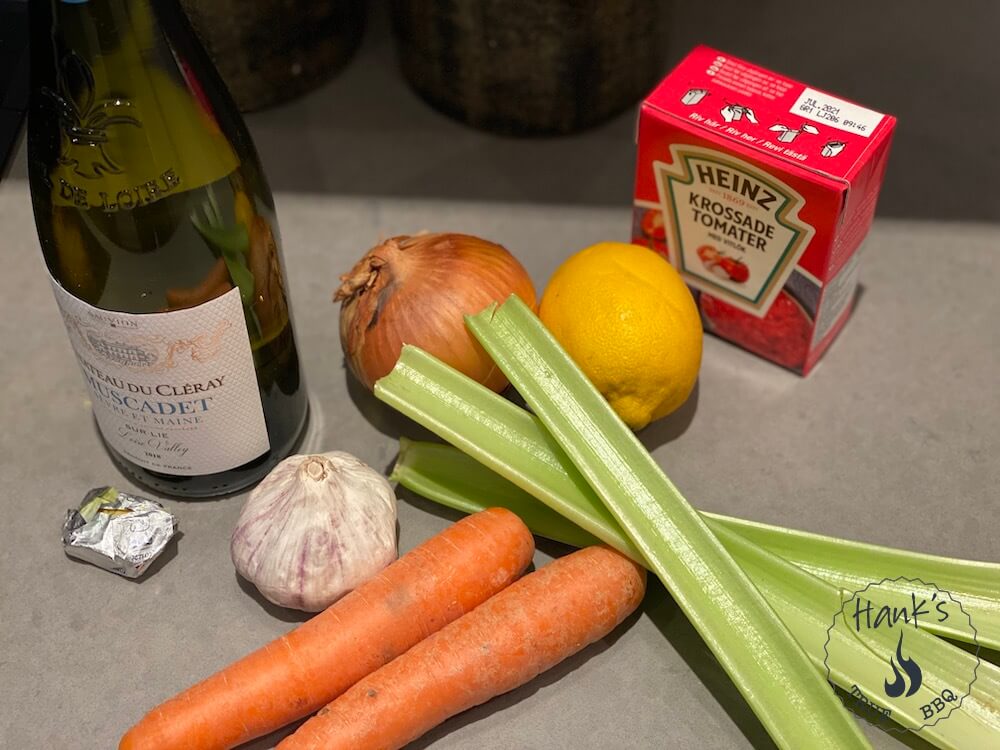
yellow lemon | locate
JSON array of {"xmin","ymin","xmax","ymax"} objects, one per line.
[{"xmin": 539, "ymin": 242, "xmax": 702, "ymax": 430}]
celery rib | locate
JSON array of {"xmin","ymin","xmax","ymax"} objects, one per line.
[
  {"xmin": 706, "ymin": 514, "xmax": 1000, "ymax": 649},
  {"xmin": 375, "ymin": 350, "xmax": 641, "ymax": 560},
  {"xmin": 467, "ymin": 297, "xmax": 869, "ymax": 749},
  {"xmin": 715, "ymin": 526, "xmax": 1000, "ymax": 748},
  {"xmin": 393, "ymin": 437, "xmax": 603, "ymax": 551}
]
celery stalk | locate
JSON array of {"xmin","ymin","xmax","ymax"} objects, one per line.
[
  {"xmin": 705, "ymin": 514, "xmax": 1000, "ymax": 650},
  {"xmin": 391, "ymin": 441, "xmax": 1000, "ymax": 747},
  {"xmin": 714, "ymin": 526, "xmax": 1000, "ymax": 748},
  {"xmin": 393, "ymin": 437, "xmax": 602, "ymax": 551},
  {"xmin": 392, "ymin": 434, "xmax": 1000, "ymax": 651},
  {"xmin": 460, "ymin": 296, "xmax": 869, "ymax": 750},
  {"xmin": 374, "ymin": 347, "xmax": 641, "ymax": 559}
]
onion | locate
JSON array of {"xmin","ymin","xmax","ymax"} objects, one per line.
[{"xmin": 335, "ymin": 233, "xmax": 537, "ymax": 392}]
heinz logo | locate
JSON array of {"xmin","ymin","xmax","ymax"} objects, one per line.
[
  {"xmin": 694, "ymin": 164, "xmax": 777, "ymax": 210},
  {"xmin": 651, "ymin": 146, "xmax": 815, "ymax": 323}
]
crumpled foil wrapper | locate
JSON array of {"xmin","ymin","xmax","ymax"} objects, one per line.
[{"xmin": 62, "ymin": 487, "xmax": 178, "ymax": 578}]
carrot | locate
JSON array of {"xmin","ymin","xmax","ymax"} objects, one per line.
[
  {"xmin": 278, "ymin": 545, "xmax": 646, "ymax": 750},
  {"xmin": 119, "ymin": 507, "xmax": 535, "ymax": 750}
]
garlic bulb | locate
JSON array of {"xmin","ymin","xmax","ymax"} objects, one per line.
[{"xmin": 231, "ymin": 452, "xmax": 397, "ymax": 612}]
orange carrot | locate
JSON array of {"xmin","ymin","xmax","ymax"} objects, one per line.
[
  {"xmin": 119, "ymin": 508, "xmax": 534, "ymax": 750},
  {"xmin": 278, "ymin": 546, "xmax": 646, "ymax": 750}
]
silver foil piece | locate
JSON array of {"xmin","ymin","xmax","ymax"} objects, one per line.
[{"xmin": 62, "ymin": 487, "xmax": 178, "ymax": 578}]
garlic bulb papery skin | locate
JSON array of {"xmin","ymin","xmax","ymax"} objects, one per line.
[{"xmin": 231, "ymin": 451, "xmax": 398, "ymax": 612}]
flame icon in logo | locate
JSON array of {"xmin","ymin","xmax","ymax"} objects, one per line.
[{"xmin": 884, "ymin": 631, "xmax": 922, "ymax": 698}]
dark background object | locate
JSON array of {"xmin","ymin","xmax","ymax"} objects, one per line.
[
  {"xmin": 391, "ymin": 0, "xmax": 670, "ymax": 135},
  {"xmin": 0, "ymin": 0, "xmax": 28, "ymax": 181},
  {"xmin": 178, "ymin": 0, "xmax": 366, "ymax": 112},
  {"xmin": 242, "ymin": 0, "xmax": 1000, "ymax": 222},
  {"xmin": 4, "ymin": 1, "xmax": 998, "ymax": 223}
]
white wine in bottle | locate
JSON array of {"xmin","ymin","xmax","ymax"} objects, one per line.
[{"xmin": 28, "ymin": 0, "xmax": 309, "ymax": 497}]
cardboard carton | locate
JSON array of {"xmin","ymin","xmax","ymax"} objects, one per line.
[{"xmin": 633, "ymin": 46, "xmax": 896, "ymax": 373}]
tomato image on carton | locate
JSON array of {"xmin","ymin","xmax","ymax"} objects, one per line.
[{"xmin": 632, "ymin": 46, "xmax": 896, "ymax": 374}]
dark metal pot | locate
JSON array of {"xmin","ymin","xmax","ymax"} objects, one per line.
[
  {"xmin": 180, "ymin": 0, "xmax": 367, "ymax": 112},
  {"xmin": 391, "ymin": 0, "xmax": 671, "ymax": 135}
]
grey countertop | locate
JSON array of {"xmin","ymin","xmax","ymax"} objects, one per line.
[{"xmin": 1, "ymin": 169, "xmax": 997, "ymax": 749}]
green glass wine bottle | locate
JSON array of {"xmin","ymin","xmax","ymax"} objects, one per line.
[{"xmin": 28, "ymin": 0, "xmax": 309, "ymax": 497}]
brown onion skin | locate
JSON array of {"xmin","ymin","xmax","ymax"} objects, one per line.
[{"xmin": 335, "ymin": 233, "xmax": 537, "ymax": 392}]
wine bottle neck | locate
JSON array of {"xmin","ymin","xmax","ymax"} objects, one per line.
[{"xmin": 31, "ymin": 0, "xmax": 239, "ymax": 210}]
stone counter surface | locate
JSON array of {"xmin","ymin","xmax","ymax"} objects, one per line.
[{"xmin": 0, "ymin": 178, "xmax": 996, "ymax": 748}]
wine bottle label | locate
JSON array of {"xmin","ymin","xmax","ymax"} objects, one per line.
[{"xmin": 51, "ymin": 281, "xmax": 270, "ymax": 476}]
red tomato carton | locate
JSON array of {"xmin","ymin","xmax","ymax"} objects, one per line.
[{"xmin": 632, "ymin": 46, "xmax": 896, "ymax": 374}]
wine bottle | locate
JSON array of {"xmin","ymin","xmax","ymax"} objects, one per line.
[{"xmin": 28, "ymin": 0, "xmax": 309, "ymax": 497}]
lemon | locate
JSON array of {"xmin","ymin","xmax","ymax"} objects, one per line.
[{"xmin": 539, "ymin": 242, "xmax": 702, "ymax": 430}]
